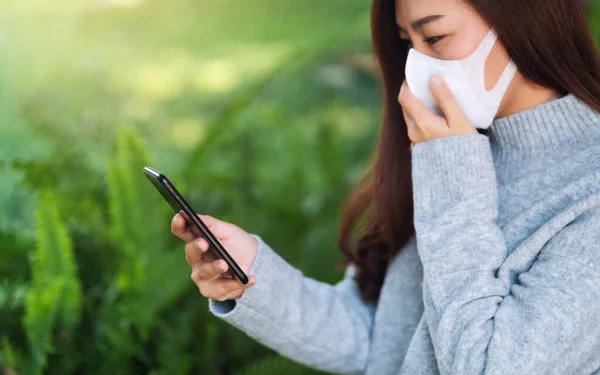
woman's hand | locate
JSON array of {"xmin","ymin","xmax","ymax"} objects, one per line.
[
  {"xmin": 171, "ymin": 213, "xmax": 258, "ymax": 301},
  {"xmin": 398, "ymin": 75, "xmax": 478, "ymax": 148}
]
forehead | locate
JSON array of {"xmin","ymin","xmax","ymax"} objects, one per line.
[{"xmin": 395, "ymin": 0, "xmax": 463, "ymax": 26}]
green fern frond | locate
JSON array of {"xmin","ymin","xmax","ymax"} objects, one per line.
[
  {"xmin": 24, "ymin": 280, "xmax": 63, "ymax": 375},
  {"xmin": 23, "ymin": 191, "xmax": 82, "ymax": 375},
  {"xmin": 107, "ymin": 126, "xmax": 189, "ymax": 300},
  {"xmin": 107, "ymin": 127, "xmax": 159, "ymax": 292},
  {"xmin": 1, "ymin": 336, "xmax": 18, "ymax": 368},
  {"xmin": 31, "ymin": 191, "xmax": 73, "ymax": 286},
  {"xmin": 101, "ymin": 127, "xmax": 191, "ymax": 365}
]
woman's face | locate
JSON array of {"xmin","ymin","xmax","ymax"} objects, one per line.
[{"xmin": 395, "ymin": 0, "xmax": 511, "ymax": 91}]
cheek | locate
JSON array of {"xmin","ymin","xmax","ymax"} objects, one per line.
[{"xmin": 445, "ymin": 29, "xmax": 487, "ymax": 60}]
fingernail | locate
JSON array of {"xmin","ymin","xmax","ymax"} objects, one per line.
[{"xmin": 431, "ymin": 75, "xmax": 444, "ymax": 87}]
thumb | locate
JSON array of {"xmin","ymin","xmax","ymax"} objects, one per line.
[
  {"xmin": 198, "ymin": 214, "xmax": 237, "ymax": 239},
  {"xmin": 429, "ymin": 75, "xmax": 471, "ymax": 130}
]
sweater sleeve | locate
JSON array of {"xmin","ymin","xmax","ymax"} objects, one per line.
[
  {"xmin": 208, "ymin": 234, "xmax": 376, "ymax": 375},
  {"xmin": 410, "ymin": 133, "xmax": 600, "ymax": 375}
]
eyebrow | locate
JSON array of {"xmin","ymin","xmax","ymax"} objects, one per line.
[{"xmin": 396, "ymin": 14, "xmax": 444, "ymax": 32}]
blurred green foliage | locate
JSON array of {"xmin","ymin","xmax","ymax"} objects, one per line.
[
  {"xmin": 591, "ymin": 0, "xmax": 600, "ymax": 45},
  {"xmin": 0, "ymin": 0, "xmax": 378, "ymax": 373},
  {"xmin": 1, "ymin": 0, "xmax": 599, "ymax": 374}
]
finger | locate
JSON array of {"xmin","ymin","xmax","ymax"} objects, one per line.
[
  {"xmin": 398, "ymin": 80, "xmax": 439, "ymax": 128},
  {"xmin": 198, "ymin": 214, "xmax": 237, "ymax": 240},
  {"xmin": 216, "ymin": 282, "xmax": 252, "ymax": 301},
  {"xmin": 191, "ymin": 259, "xmax": 229, "ymax": 283},
  {"xmin": 215, "ymin": 276, "xmax": 257, "ymax": 301},
  {"xmin": 203, "ymin": 277, "xmax": 255, "ymax": 301},
  {"xmin": 171, "ymin": 213, "xmax": 196, "ymax": 242},
  {"xmin": 185, "ymin": 238, "xmax": 210, "ymax": 264},
  {"xmin": 215, "ymin": 289, "xmax": 244, "ymax": 302},
  {"xmin": 401, "ymin": 105, "xmax": 423, "ymax": 144},
  {"xmin": 429, "ymin": 75, "xmax": 471, "ymax": 129}
]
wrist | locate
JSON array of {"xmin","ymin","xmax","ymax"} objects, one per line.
[{"xmin": 411, "ymin": 133, "xmax": 498, "ymax": 219}]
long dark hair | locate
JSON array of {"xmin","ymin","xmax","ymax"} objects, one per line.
[{"xmin": 338, "ymin": 0, "xmax": 600, "ymax": 303}]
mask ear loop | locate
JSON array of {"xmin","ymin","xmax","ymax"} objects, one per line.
[
  {"xmin": 485, "ymin": 28, "xmax": 518, "ymax": 98},
  {"xmin": 464, "ymin": 28, "xmax": 501, "ymax": 93},
  {"xmin": 479, "ymin": 28, "xmax": 516, "ymax": 99},
  {"xmin": 489, "ymin": 60, "xmax": 517, "ymax": 97},
  {"xmin": 477, "ymin": 28, "xmax": 499, "ymax": 60}
]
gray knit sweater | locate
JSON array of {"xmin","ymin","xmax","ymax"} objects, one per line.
[{"xmin": 209, "ymin": 93, "xmax": 600, "ymax": 375}]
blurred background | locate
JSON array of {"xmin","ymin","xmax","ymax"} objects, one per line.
[{"xmin": 1, "ymin": 1, "xmax": 599, "ymax": 374}]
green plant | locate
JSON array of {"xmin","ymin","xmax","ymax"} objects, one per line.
[
  {"xmin": 23, "ymin": 190, "xmax": 82, "ymax": 375},
  {"xmin": 86, "ymin": 127, "xmax": 192, "ymax": 373}
]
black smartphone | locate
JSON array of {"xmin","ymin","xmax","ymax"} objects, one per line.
[{"xmin": 143, "ymin": 166, "xmax": 249, "ymax": 285}]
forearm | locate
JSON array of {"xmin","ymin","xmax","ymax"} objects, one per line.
[
  {"xmin": 411, "ymin": 134, "xmax": 505, "ymax": 372},
  {"xmin": 411, "ymin": 134, "xmax": 600, "ymax": 374},
  {"xmin": 209, "ymin": 235, "xmax": 375, "ymax": 375}
]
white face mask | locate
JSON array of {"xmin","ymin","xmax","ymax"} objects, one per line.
[{"xmin": 404, "ymin": 28, "xmax": 517, "ymax": 129}]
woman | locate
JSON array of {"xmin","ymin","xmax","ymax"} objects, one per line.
[{"xmin": 172, "ymin": 0, "xmax": 600, "ymax": 373}]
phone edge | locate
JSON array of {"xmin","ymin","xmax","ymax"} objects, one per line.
[{"xmin": 143, "ymin": 166, "xmax": 249, "ymax": 285}]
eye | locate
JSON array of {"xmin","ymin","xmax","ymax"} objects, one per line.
[{"xmin": 424, "ymin": 35, "xmax": 445, "ymax": 46}]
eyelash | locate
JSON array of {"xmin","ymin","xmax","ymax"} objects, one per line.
[
  {"xmin": 424, "ymin": 36, "xmax": 445, "ymax": 46},
  {"xmin": 403, "ymin": 35, "xmax": 445, "ymax": 49}
]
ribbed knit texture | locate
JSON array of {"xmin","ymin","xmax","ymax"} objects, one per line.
[{"xmin": 208, "ymin": 93, "xmax": 600, "ymax": 375}]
